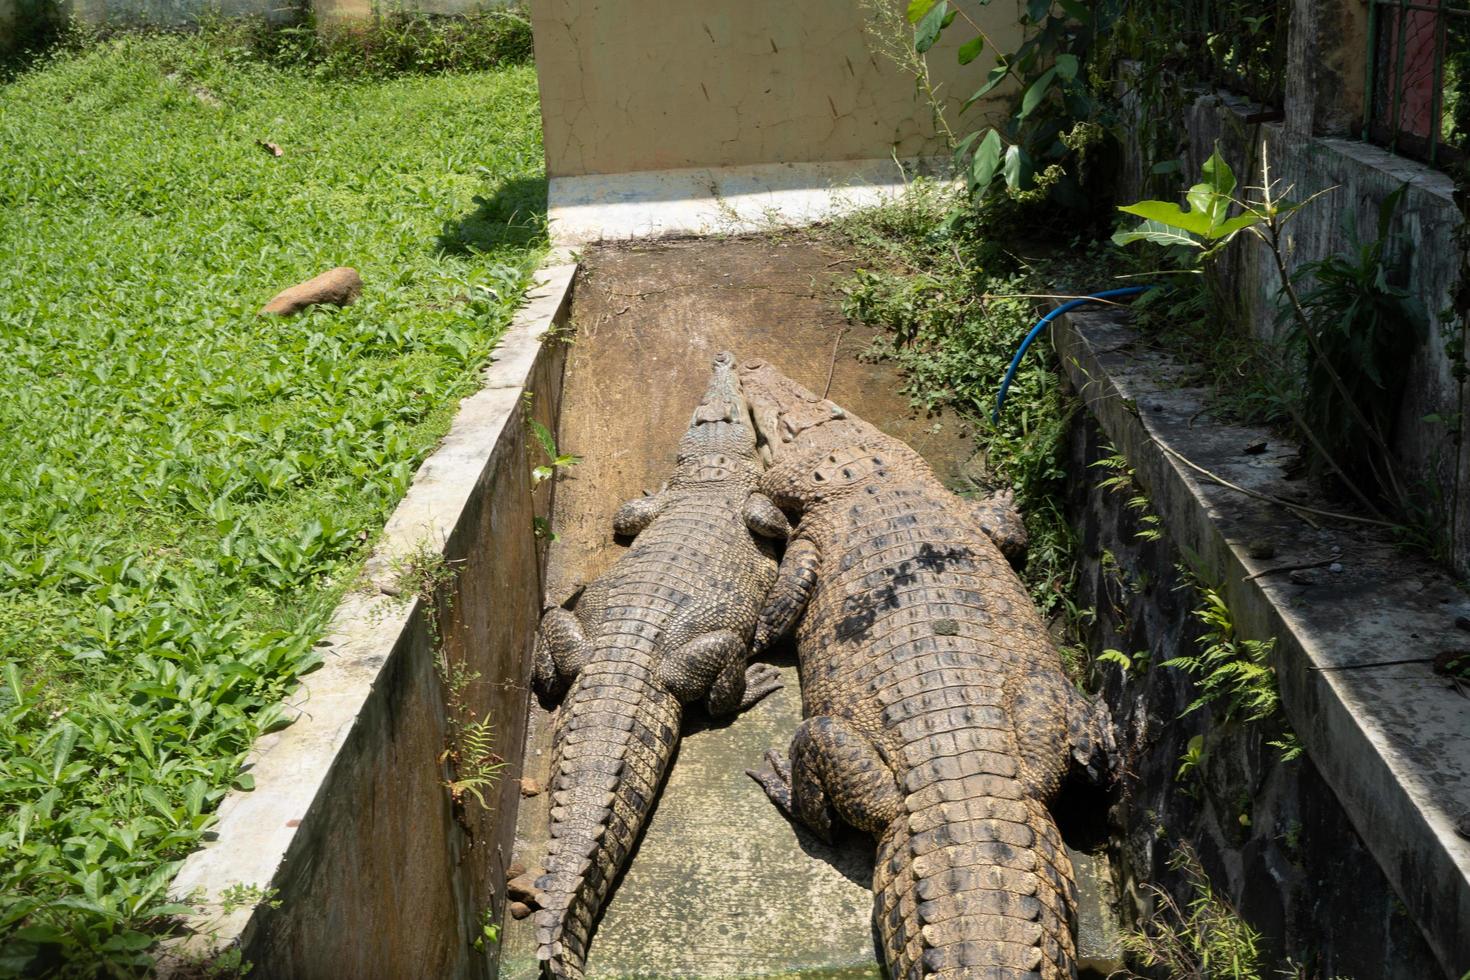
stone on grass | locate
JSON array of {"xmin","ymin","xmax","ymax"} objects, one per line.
[{"xmin": 260, "ymin": 267, "xmax": 362, "ymax": 316}]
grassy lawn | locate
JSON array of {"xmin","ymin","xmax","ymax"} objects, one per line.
[{"xmin": 0, "ymin": 34, "xmax": 544, "ymax": 974}]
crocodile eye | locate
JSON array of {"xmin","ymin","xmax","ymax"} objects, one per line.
[{"xmin": 841, "ymin": 468, "xmax": 853, "ymax": 479}]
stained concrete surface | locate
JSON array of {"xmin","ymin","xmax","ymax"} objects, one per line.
[{"xmin": 503, "ymin": 236, "xmax": 1120, "ymax": 977}]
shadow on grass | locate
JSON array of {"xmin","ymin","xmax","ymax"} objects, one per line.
[{"xmin": 437, "ymin": 174, "xmax": 548, "ymax": 257}]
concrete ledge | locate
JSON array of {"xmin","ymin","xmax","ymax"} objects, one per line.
[
  {"xmin": 547, "ymin": 158, "xmax": 949, "ymax": 246},
  {"xmin": 1055, "ymin": 308, "xmax": 1470, "ymax": 976},
  {"xmin": 164, "ymin": 263, "xmax": 576, "ymax": 977}
]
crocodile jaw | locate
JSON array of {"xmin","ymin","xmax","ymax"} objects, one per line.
[{"xmin": 677, "ymin": 351, "xmax": 759, "ymax": 468}]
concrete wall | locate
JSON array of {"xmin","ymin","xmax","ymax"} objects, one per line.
[
  {"xmin": 164, "ymin": 266, "xmax": 574, "ymax": 978},
  {"xmin": 1055, "ymin": 308, "xmax": 1470, "ymax": 977},
  {"xmin": 1065, "ymin": 415, "xmax": 1442, "ymax": 979},
  {"xmin": 528, "ymin": 0, "xmax": 1025, "ymax": 178}
]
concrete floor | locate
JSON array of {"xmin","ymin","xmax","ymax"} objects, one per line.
[{"xmin": 501, "ymin": 236, "xmax": 1118, "ymax": 978}]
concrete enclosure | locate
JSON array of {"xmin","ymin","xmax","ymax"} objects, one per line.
[{"xmin": 528, "ymin": 0, "xmax": 1024, "ymax": 177}]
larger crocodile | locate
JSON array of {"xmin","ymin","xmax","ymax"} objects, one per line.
[
  {"xmin": 740, "ymin": 360, "xmax": 1116, "ymax": 980},
  {"xmin": 527, "ymin": 352, "xmax": 790, "ymax": 979}
]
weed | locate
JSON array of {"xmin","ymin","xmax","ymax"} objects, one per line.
[
  {"xmin": 1120, "ymin": 841, "xmax": 1266, "ymax": 979},
  {"xmin": 0, "ymin": 35, "xmax": 543, "ymax": 971},
  {"xmin": 528, "ymin": 418, "xmax": 581, "ymax": 488}
]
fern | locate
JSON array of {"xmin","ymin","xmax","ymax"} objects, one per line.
[{"xmin": 1163, "ymin": 586, "xmax": 1281, "ymax": 723}]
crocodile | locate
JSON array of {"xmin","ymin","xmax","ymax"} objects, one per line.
[
  {"xmin": 739, "ymin": 360, "xmax": 1116, "ymax": 980},
  {"xmin": 525, "ymin": 351, "xmax": 790, "ymax": 979}
]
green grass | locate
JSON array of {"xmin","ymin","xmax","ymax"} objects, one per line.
[{"xmin": 0, "ymin": 34, "xmax": 544, "ymax": 974}]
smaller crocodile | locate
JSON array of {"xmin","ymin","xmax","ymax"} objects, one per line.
[
  {"xmin": 525, "ymin": 352, "xmax": 790, "ymax": 979},
  {"xmin": 740, "ymin": 360, "xmax": 1117, "ymax": 980}
]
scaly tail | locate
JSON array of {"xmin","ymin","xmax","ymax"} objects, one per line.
[
  {"xmin": 534, "ymin": 660, "xmax": 682, "ymax": 979},
  {"xmin": 874, "ymin": 789, "xmax": 1078, "ymax": 980}
]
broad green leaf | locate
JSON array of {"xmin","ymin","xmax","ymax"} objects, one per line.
[
  {"xmin": 906, "ymin": 0, "xmax": 937, "ymax": 23},
  {"xmin": 958, "ymin": 35, "xmax": 984, "ymax": 65},
  {"xmin": 1111, "ymin": 220, "xmax": 1205, "ymax": 250},
  {"xmin": 1026, "ymin": 0, "xmax": 1052, "ymax": 21},
  {"xmin": 1214, "ymin": 213, "xmax": 1265, "ymax": 238},
  {"xmin": 961, "ymin": 66, "xmax": 1010, "ymax": 111},
  {"xmin": 1117, "ymin": 200, "xmax": 1217, "ymax": 237},
  {"xmin": 1058, "ymin": 0, "xmax": 1090, "ymax": 19},
  {"xmin": 1018, "ymin": 66, "xmax": 1057, "ymax": 119},
  {"xmin": 970, "ymin": 130, "xmax": 1004, "ymax": 190},
  {"xmin": 1188, "ymin": 148, "xmax": 1237, "ymax": 230},
  {"xmin": 1053, "ymin": 53, "xmax": 1079, "ymax": 81},
  {"xmin": 915, "ymin": 1, "xmax": 949, "ymax": 53},
  {"xmin": 1002, "ymin": 144, "xmax": 1032, "ymax": 190}
]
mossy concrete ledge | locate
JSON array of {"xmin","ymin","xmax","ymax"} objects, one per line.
[
  {"xmin": 162, "ymin": 263, "xmax": 577, "ymax": 978},
  {"xmin": 1054, "ymin": 308, "xmax": 1470, "ymax": 977}
]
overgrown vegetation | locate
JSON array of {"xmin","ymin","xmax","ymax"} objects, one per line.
[
  {"xmin": 0, "ymin": 32, "xmax": 543, "ymax": 973},
  {"xmin": 1119, "ymin": 842, "xmax": 1267, "ymax": 980},
  {"xmin": 3, "ymin": 3, "xmax": 534, "ymax": 82},
  {"xmin": 1114, "ymin": 147, "xmax": 1428, "ymax": 527}
]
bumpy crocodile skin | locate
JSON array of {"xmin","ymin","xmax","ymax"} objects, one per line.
[
  {"xmin": 741, "ymin": 361, "xmax": 1117, "ymax": 980},
  {"xmin": 530, "ymin": 353, "xmax": 786, "ymax": 979}
]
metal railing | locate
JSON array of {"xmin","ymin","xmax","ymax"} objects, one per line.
[{"xmin": 1365, "ymin": 0, "xmax": 1470, "ymax": 166}]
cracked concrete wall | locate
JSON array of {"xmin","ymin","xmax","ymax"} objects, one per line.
[{"xmin": 530, "ymin": 0, "xmax": 1026, "ymax": 178}]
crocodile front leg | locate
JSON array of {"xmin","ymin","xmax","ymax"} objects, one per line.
[
  {"xmin": 612, "ymin": 489, "xmax": 670, "ymax": 537},
  {"xmin": 533, "ymin": 606, "xmax": 592, "ymax": 700},
  {"xmin": 967, "ymin": 487, "xmax": 1028, "ymax": 569},
  {"xmin": 742, "ymin": 492, "xmax": 791, "ymax": 539},
  {"xmin": 752, "ymin": 535, "xmax": 820, "ymax": 654},
  {"xmin": 748, "ymin": 716, "xmax": 904, "ymax": 843}
]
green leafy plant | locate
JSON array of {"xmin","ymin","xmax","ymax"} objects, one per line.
[
  {"xmin": 1113, "ymin": 146, "xmax": 1413, "ymax": 521},
  {"xmin": 1164, "ymin": 584, "xmax": 1281, "ymax": 724},
  {"xmin": 1119, "ymin": 841, "xmax": 1266, "ymax": 979},
  {"xmin": 529, "ymin": 418, "xmax": 580, "ymax": 487},
  {"xmin": 1288, "ymin": 185, "xmax": 1426, "ymax": 503},
  {"xmin": 903, "ymin": 0, "xmax": 1120, "ymax": 205}
]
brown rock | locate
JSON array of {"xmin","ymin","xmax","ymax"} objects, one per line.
[
  {"xmin": 508, "ymin": 901, "xmax": 533, "ymax": 920},
  {"xmin": 506, "ymin": 860, "xmax": 526, "ymax": 880},
  {"xmin": 260, "ymin": 267, "xmax": 362, "ymax": 316},
  {"xmin": 519, "ymin": 777, "xmax": 542, "ymax": 797},
  {"xmin": 507, "ymin": 872, "xmax": 541, "ymax": 905}
]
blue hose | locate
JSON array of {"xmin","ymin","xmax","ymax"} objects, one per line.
[{"xmin": 992, "ymin": 285, "xmax": 1158, "ymax": 423}]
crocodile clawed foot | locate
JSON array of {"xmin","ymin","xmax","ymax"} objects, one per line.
[
  {"xmin": 746, "ymin": 748, "xmax": 794, "ymax": 817},
  {"xmin": 738, "ymin": 663, "xmax": 783, "ymax": 710}
]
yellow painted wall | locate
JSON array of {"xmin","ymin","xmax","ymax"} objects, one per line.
[{"xmin": 530, "ymin": 0, "xmax": 1025, "ymax": 177}]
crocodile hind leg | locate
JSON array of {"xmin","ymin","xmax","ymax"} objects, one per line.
[
  {"xmin": 656, "ymin": 630, "xmax": 783, "ymax": 716},
  {"xmin": 747, "ymin": 716, "xmax": 903, "ymax": 843},
  {"xmin": 533, "ymin": 606, "xmax": 592, "ymax": 701},
  {"xmin": 1011, "ymin": 666, "xmax": 1120, "ymax": 796}
]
